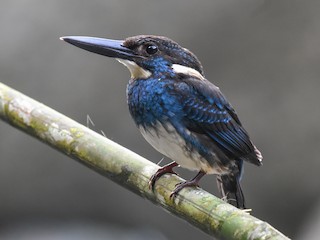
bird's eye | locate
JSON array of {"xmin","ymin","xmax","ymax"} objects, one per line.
[{"xmin": 146, "ymin": 44, "xmax": 158, "ymax": 55}]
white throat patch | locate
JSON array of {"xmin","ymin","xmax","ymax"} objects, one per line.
[
  {"xmin": 172, "ymin": 64, "xmax": 204, "ymax": 80},
  {"xmin": 116, "ymin": 59, "xmax": 152, "ymax": 79}
]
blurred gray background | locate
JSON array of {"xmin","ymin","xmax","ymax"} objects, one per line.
[{"xmin": 1, "ymin": 0, "xmax": 320, "ymax": 239}]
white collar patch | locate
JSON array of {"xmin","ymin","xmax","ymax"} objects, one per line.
[{"xmin": 172, "ymin": 64, "xmax": 204, "ymax": 80}]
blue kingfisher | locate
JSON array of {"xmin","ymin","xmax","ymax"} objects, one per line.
[{"xmin": 61, "ymin": 35, "xmax": 262, "ymax": 209}]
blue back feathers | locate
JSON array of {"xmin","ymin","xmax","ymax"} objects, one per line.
[{"xmin": 127, "ymin": 73, "xmax": 261, "ymax": 166}]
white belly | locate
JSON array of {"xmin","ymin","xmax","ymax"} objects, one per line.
[{"xmin": 139, "ymin": 122, "xmax": 218, "ymax": 173}]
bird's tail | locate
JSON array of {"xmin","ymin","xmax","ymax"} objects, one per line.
[{"xmin": 216, "ymin": 161, "xmax": 245, "ymax": 209}]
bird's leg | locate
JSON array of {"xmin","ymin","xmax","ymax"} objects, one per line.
[
  {"xmin": 170, "ymin": 170, "xmax": 206, "ymax": 198},
  {"xmin": 216, "ymin": 176, "xmax": 227, "ymax": 202},
  {"xmin": 149, "ymin": 161, "xmax": 179, "ymax": 191}
]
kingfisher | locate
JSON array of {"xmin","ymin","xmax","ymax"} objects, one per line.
[{"xmin": 61, "ymin": 35, "xmax": 262, "ymax": 209}]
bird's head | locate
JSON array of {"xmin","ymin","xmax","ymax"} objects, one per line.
[{"xmin": 61, "ymin": 35, "xmax": 204, "ymax": 80}]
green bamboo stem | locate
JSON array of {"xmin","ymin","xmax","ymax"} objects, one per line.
[{"xmin": 0, "ymin": 82, "xmax": 290, "ymax": 240}]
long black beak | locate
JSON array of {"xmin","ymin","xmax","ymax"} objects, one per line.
[{"xmin": 60, "ymin": 36, "xmax": 137, "ymax": 60}]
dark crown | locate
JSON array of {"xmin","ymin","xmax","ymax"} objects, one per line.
[{"xmin": 123, "ymin": 35, "xmax": 204, "ymax": 76}]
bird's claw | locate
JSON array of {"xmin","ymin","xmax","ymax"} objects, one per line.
[
  {"xmin": 149, "ymin": 162, "xmax": 179, "ymax": 191},
  {"xmin": 169, "ymin": 181, "xmax": 200, "ymax": 199}
]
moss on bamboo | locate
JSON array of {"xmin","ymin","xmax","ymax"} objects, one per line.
[{"xmin": 0, "ymin": 82, "xmax": 290, "ymax": 240}]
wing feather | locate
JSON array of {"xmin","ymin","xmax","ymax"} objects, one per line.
[{"xmin": 171, "ymin": 76, "xmax": 262, "ymax": 165}]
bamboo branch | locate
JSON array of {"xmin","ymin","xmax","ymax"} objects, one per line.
[{"xmin": 0, "ymin": 82, "xmax": 289, "ymax": 240}]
